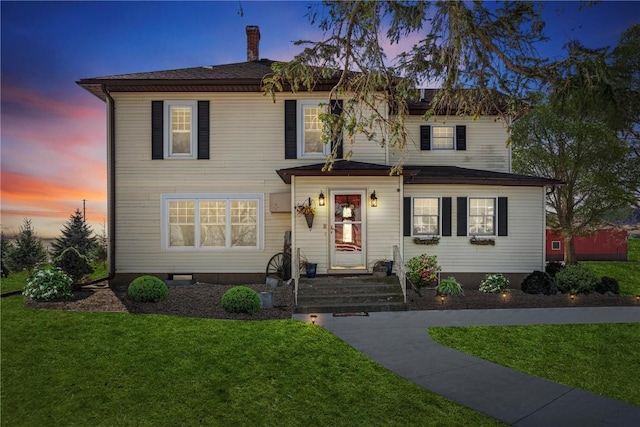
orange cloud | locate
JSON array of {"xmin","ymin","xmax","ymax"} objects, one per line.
[{"xmin": 2, "ymin": 85, "xmax": 103, "ymax": 121}]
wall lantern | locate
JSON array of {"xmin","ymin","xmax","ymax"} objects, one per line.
[
  {"xmin": 318, "ymin": 191, "xmax": 325, "ymax": 207},
  {"xmin": 370, "ymin": 191, "xmax": 378, "ymax": 207}
]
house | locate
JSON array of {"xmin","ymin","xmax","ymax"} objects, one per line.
[
  {"xmin": 77, "ymin": 26, "xmax": 560, "ymax": 295},
  {"xmin": 546, "ymin": 229, "xmax": 628, "ymax": 262}
]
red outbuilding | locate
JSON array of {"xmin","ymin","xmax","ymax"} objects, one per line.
[{"xmin": 546, "ymin": 229, "xmax": 628, "ymax": 262}]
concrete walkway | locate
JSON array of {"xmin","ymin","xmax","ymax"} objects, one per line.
[{"xmin": 293, "ymin": 307, "xmax": 640, "ymax": 426}]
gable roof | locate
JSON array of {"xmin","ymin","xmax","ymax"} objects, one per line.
[{"xmin": 277, "ymin": 160, "xmax": 562, "ymax": 187}]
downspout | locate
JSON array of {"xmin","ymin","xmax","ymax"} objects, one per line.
[{"xmin": 87, "ymin": 85, "xmax": 116, "ymax": 284}]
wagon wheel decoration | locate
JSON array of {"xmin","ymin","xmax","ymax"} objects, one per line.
[{"xmin": 266, "ymin": 252, "xmax": 292, "ymax": 281}]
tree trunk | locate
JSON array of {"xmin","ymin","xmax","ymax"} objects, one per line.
[{"xmin": 563, "ymin": 235, "xmax": 577, "ymax": 265}]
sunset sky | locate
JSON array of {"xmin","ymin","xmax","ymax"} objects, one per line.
[{"xmin": 2, "ymin": 1, "xmax": 639, "ymax": 238}]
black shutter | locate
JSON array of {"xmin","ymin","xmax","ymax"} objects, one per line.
[
  {"xmin": 456, "ymin": 125, "xmax": 466, "ymax": 151},
  {"xmin": 403, "ymin": 197, "xmax": 412, "ymax": 236},
  {"xmin": 420, "ymin": 125, "xmax": 431, "ymax": 150},
  {"xmin": 284, "ymin": 100, "xmax": 297, "ymax": 159},
  {"xmin": 498, "ymin": 197, "xmax": 508, "ymax": 236},
  {"xmin": 457, "ymin": 197, "xmax": 467, "ymax": 236},
  {"xmin": 442, "ymin": 197, "xmax": 452, "ymax": 236},
  {"xmin": 330, "ymin": 99, "xmax": 343, "ymax": 159},
  {"xmin": 151, "ymin": 101, "xmax": 164, "ymax": 159},
  {"xmin": 197, "ymin": 101, "xmax": 210, "ymax": 160}
]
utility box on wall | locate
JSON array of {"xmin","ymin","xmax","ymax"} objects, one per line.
[{"xmin": 269, "ymin": 192, "xmax": 291, "ymax": 213}]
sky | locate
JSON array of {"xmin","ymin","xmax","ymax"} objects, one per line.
[{"xmin": 1, "ymin": 0, "xmax": 639, "ymax": 238}]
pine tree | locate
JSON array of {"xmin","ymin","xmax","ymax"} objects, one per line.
[
  {"xmin": 5, "ymin": 219, "xmax": 48, "ymax": 272},
  {"xmin": 51, "ymin": 209, "xmax": 97, "ymax": 260}
]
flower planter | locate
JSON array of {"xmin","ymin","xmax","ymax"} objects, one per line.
[
  {"xmin": 304, "ymin": 213, "xmax": 314, "ymax": 230},
  {"xmin": 413, "ymin": 237, "xmax": 440, "ymax": 245},
  {"xmin": 305, "ymin": 263, "xmax": 317, "ymax": 278}
]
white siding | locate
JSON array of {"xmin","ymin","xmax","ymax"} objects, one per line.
[
  {"xmin": 293, "ymin": 176, "xmax": 401, "ymax": 275},
  {"xmin": 392, "ymin": 115, "xmax": 511, "ymax": 172},
  {"xmin": 403, "ymin": 185, "xmax": 545, "ymax": 273}
]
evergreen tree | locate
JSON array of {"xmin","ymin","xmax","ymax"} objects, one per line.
[
  {"xmin": 5, "ymin": 219, "xmax": 48, "ymax": 272},
  {"xmin": 1, "ymin": 232, "xmax": 13, "ymax": 277},
  {"xmin": 51, "ymin": 209, "xmax": 97, "ymax": 260}
]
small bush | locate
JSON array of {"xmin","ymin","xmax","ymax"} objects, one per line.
[
  {"xmin": 221, "ymin": 286, "xmax": 261, "ymax": 314},
  {"xmin": 521, "ymin": 271, "xmax": 557, "ymax": 295},
  {"xmin": 555, "ymin": 264, "xmax": 599, "ymax": 294},
  {"xmin": 128, "ymin": 276, "xmax": 168, "ymax": 302},
  {"xmin": 545, "ymin": 262, "xmax": 565, "ymax": 278},
  {"xmin": 23, "ymin": 266, "xmax": 73, "ymax": 301},
  {"xmin": 53, "ymin": 247, "xmax": 94, "ymax": 284},
  {"xmin": 478, "ymin": 273, "xmax": 510, "ymax": 293},
  {"xmin": 595, "ymin": 276, "xmax": 620, "ymax": 294},
  {"xmin": 436, "ymin": 277, "xmax": 464, "ymax": 296}
]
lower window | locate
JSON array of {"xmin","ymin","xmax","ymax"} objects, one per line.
[
  {"xmin": 162, "ymin": 194, "xmax": 263, "ymax": 250},
  {"xmin": 469, "ymin": 198, "xmax": 495, "ymax": 236}
]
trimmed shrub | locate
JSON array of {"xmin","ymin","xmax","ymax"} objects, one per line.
[
  {"xmin": 555, "ymin": 264, "xmax": 599, "ymax": 294},
  {"xmin": 53, "ymin": 247, "xmax": 94, "ymax": 285},
  {"xmin": 436, "ymin": 277, "xmax": 464, "ymax": 296},
  {"xmin": 23, "ymin": 266, "xmax": 73, "ymax": 301},
  {"xmin": 128, "ymin": 276, "xmax": 169, "ymax": 303},
  {"xmin": 595, "ymin": 276, "xmax": 620, "ymax": 295},
  {"xmin": 221, "ymin": 286, "xmax": 261, "ymax": 314},
  {"xmin": 521, "ymin": 271, "xmax": 557, "ymax": 295},
  {"xmin": 545, "ymin": 262, "xmax": 565, "ymax": 278},
  {"xmin": 478, "ymin": 273, "xmax": 510, "ymax": 293}
]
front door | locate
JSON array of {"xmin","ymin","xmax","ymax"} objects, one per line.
[{"xmin": 330, "ymin": 191, "xmax": 366, "ymax": 269}]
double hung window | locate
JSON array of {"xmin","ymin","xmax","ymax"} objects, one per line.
[
  {"xmin": 431, "ymin": 126, "xmax": 455, "ymax": 150},
  {"xmin": 165, "ymin": 101, "xmax": 197, "ymax": 158},
  {"xmin": 412, "ymin": 197, "xmax": 440, "ymax": 236},
  {"xmin": 298, "ymin": 100, "xmax": 329, "ymax": 158},
  {"xmin": 469, "ymin": 198, "xmax": 496, "ymax": 236}
]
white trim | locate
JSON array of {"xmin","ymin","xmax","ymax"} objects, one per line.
[
  {"xmin": 431, "ymin": 125, "xmax": 456, "ymax": 150},
  {"xmin": 161, "ymin": 193, "xmax": 264, "ymax": 251},
  {"xmin": 297, "ymin": 100, "xmax": 330, "ymax": 159},
  {"xmin": 164, "ymin": 100, "xmax": 197, "ymax": 159},
  {"xmin": 410, "ymin": 196, "xmax": 442, "ymax": 237},
  {"xmin": 467, "ymin": 196, "xmax": 497, "ymax": 236}
]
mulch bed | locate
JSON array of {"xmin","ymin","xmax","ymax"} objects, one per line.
[{"xmin": 23, "ymin": 281, "xmax": 639, "ymax": 320}]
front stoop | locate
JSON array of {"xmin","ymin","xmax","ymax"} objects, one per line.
[{"xmin": 295, "ymin": 275, "xmax": 407, "ymax": 314}]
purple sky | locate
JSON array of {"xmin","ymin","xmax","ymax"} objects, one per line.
[{"xmin": 2, "ymin": 0, "xmax": 639, "ymax": 237}]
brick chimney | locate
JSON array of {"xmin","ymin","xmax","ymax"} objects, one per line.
[{"xmin": 246, "ymin": 26, "xmax": 260, "ymax": 62}]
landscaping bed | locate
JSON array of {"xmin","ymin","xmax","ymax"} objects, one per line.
[{"xmin": 24, "ymin": 280, "xmax": 639, "ymax": 320}]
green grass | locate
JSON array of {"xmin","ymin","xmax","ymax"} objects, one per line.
[
  {"xmin": 430, "ymin": 323, "xmax": 640, "ymax": 405},
  {"xmin": 583, "ymin": 238, "xmax": 640, "ymax": 295},
  {"xmin": 0, "ymin": 270, "xmax": 29, "ymax": 294},
  {"xmin": 1, "ymin": 296, "xmax": 502, "ymax": 427}
]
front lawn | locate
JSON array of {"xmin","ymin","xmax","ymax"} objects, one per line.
[
  {"xmin": 1, "ymin": 296, "xmax": 502, "ymax": 427},
  {"xmin": 0, "ymin": 270, "xmax": 28, "ymax": 294},
  {"xmin": 583, "ymin": 238, "xmax": 640, "ymax": 295},
  {"xmin": 430, "ymin": 323, "xmax": 640, "ymax": 406}
]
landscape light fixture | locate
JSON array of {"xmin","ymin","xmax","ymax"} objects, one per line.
[
  {"xmin": 310, "ymin": 314, "xmax": 318, "ymax": 325},
  {"xmin": 318, "ymin": 191, "xmax": 325, "ymax": 206},
  {"xmin": 370, "ymin": 191, "xmax": 378, "ymax": 207}
]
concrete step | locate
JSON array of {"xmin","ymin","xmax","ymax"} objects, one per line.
[
  {"xmin": 295, "ymin": 274, "xmax": 405, "ymax": 313},
  {"xmin": 294, "ymin": 301, "xmax": 407, "ymax": 314}
]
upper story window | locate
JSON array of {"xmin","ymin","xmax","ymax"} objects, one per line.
[
  {"xmin": 165, "ymin": 101, "xmax": 197, "ymax": 158},
  {"xmin": 413, "ymin": 197, "xmax": 440, "ymax": 236},
  {"xmin": 298, "ymin": 100, "xmax": 329, "ymax": 158},
  {"xmin": 469, "ymin": 197, "xmax": 495, "ymax": 236},
  {"xmin": 419, "ymin": 125, "xmax": 466, "ymax": 151},
  {"xmin": 151, "ymin": 100, "xmax": 209, "ymax": 160},
  {"xmin": 432, "ymin": 127, "xmax": 455, "ymax": 150},
  {"xmin": 162, "ymin": 194, "xmax": 263, "ymax": 251}
]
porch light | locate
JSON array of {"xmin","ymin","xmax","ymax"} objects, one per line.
[
  {"xmin": 370, "ymin": 191, "xmax": 378, "ymax": 207},
  {"xmin": 318, "ymin": 191, "xmax": 325, "ymax": 206}
]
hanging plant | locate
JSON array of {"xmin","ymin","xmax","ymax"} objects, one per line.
[{"xmin": 296, "ymin": 200, "xmax": 316, "ymax": 230}]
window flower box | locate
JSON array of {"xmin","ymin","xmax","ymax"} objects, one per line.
[
  {"xmin": 413, "ymin": 236, "xmax": 440, "ymax": 245},
  {"xmin": 470, "ymin": 236, "xmax": 495, "ymax": 246}
]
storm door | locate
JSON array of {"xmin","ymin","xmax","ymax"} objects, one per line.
[{"xmin": 330, "ymin": 191, "xmax": 366, "ymax": 269}]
